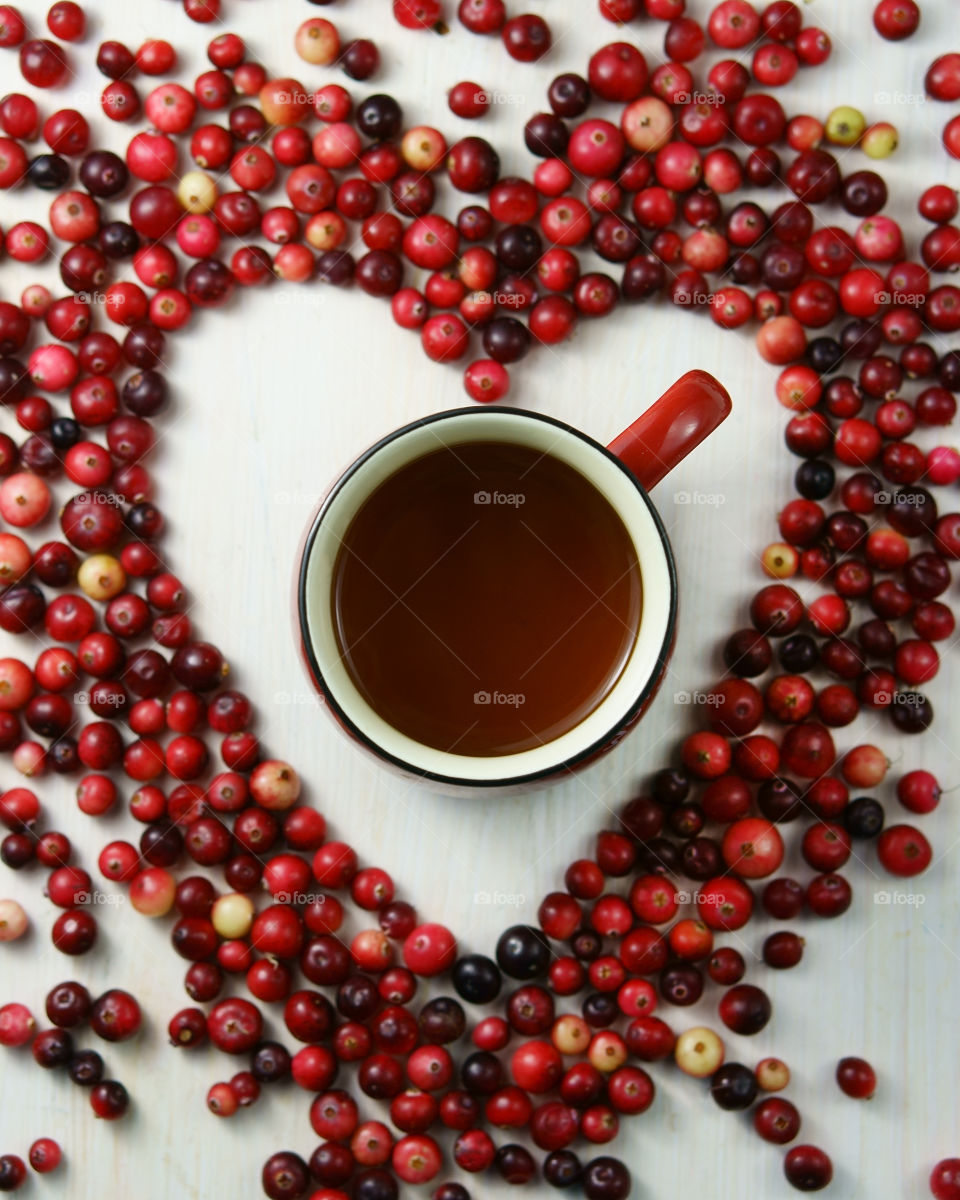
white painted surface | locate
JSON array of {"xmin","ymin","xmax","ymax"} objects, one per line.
[{"xmin": 0, "ymin": 1, "xmax": 959, "ymax": 1197}]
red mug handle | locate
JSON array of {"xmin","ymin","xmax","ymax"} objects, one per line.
[{"xmin": 607, "ymin": 370, "xmax": 732, "ymax": 492}]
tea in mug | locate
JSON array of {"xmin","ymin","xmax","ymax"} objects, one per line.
[{"xmin": 331, "ymin": 440, "xmax": 642, "ymax": 757}]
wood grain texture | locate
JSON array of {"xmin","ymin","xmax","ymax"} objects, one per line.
[{"xmin": 1, "ymin": 1, "xmax": 959, "ymax": 1196}]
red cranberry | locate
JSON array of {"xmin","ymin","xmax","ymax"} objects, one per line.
[
  {"xmin": 262, "ymin": 1152, "xmax": 310, "ymax": 1200},
  {"xmin": 784, "ymin": 1145, "xmax": 833, "ymax": 1191},
  {"xmin": 718, "ymin": 984, "xmax": 771, "ymax": 1035},
  {"xmin": 341, "ymin": 38, "xmax": 380, "ymax": 80},
  {"xmin": 90, "ymin": 1079, "xmax": 129, "ymax": 1120},
  {"xmin": 502, "ymin": 14, "xmax": 550, "ymax": 61},
  {"xmin": 873, "ymin": 0, "xmax": 919, "ymax": 39},
  {"xmin": 90, "ymin": 989, "xmax": 141, "ymax": 1042},
  {"xmin": 836, "ymin": 1055, "xmax": 876, "ymax": 1098},
  {"xmin": 208, "ymin": 997, "xmax": 263, "ymax": 1054},
  {"xmin": 20, "ymin": 38, "xmax": 69, "ymax": 87},
  {"xmin": 755, "ymin": 1096, "xmax": 801, "ymax": 1143}
]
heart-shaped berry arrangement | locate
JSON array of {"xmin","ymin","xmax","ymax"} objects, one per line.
[{"xmin": 0, "ymin": 0, "xmax": 959, "ymax": 1197}]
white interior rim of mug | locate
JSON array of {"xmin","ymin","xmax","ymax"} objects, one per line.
[{"xmin": 299, "ymin": 408, "xmax": 678, "ymax": 787}]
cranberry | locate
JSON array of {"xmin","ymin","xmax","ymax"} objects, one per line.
[
  {"xmin": 833, "ymin": 1055, "xmax": 877, "ymax": 1099},
  {"xmin": 723, "ymin": 629, "xmax": 773, "ymax": 677},
  {"xmin": 336, "ymin": 976, "xmax": 379, "ymax": 1024},
  {"xmin": 734, "ymin": 93, "xmax": 786, "ymax": 146},
  {"xmin": 755, "ymin": 1096, "xmax": 801, "ymax": 1143},
  {"xmin": 301, "ymin": 935, "xmax": 351, "ymax": 987},
  {"xmin": 32, "ymin": 1027, "xmax": 74, "ymax": 1068},
  {"xmin": 68, "ymin": 1048, "xmax": 104, "ymax": 1085},
  {"xmin": 307, "ymin": 1140, "xmax": 352, "ymax": 1186},
  {"xmin": 751, "ymin": 584, "xmax": 804, "ymax": 635},
  {"xmin": 262, "ymin": 1152, "xmax": 309, "ymax": 1200},
  {"xmin": 711, "ymin": 1062, "xmax": 759, "ymax": 1111},
  {"xmin": 662, "ymin": 15, "xmax": 703, "ymax": 61},
  {"xmin": 784, "ymin": 1145, "xmax": 833, "ymax": 1191},
  {"xmin": 589, "ymin": 42, "xmax": 647, "ymax": 103},
  {"xmin": 806, "ymin": 872, "xmax": 852, "ymax": 917},
  {"xmin": 502, "ymin": 13, "xmax": 550, "ymax": 61},
  {"xmin": 340, "ymin": 38, "xmax": 379, "ymax": 80},
  {"xmin": 581, "ymin": 1156, "xmax": 631, "ymax": 1199},
  {"xmin": 897, "ymin": 769, "xmax": 940, "ymax": 814},
  {"xmin": 45, "ymin": 980, "xmax": 91, "ymax": 1028},
  {"xmin": 763, "ymin": 930, "xmax": 804, "ymax": 969},
  {"xmin": 719, "ymin": 984, "xmax": 771, "ymax": 1035},
  {"xmin": 37, "ymin": 830, "xmax": 71, "ymax": 868},
  {"xmin": 546, "ymin": 73, "xmax": 589, "ymax": 121},
  {"xmin": 877, "ymin": 823, "xmax": 932, "ymax": 875},
  {"xmin": 208, "ymin": 997, "xmax": 263, "ymax": 1054},
  {"xmin": 492, "ymin": 1143, "xmax": 535, "ymax": 1185},
  {"xmin": 27, "ymin": 1137, "xmax": 61, "ymax": 1174},
  {"xmin": 168, "ymin": 1007, "xmax": 208, "ymax": 1049},
  {"xmin": 524, "ymin": 112, "xmax": 568, "ymax": 160},
  {"xmin": 458, "ymin": 0, "xmax": 505, "ymax": 30},
  {"xmin": 448, "ymin": 954, "xmax": 501, "ymax": 1006},
  {"xmin": 89, "ymin": 990, "xmax": 141, "ymax": 1042},
  {"xmin": 0, "ymin": 1156, "xmax": 26, "ymax": 1191},
  {"xmin": 249, "ymin": 1041, "xmax": 291, "ymax": 1085},
  {"xmin": 415, "ymin": 997, "xmax": 463, "ymax": 1046},
  {"xmin": 931, "ymin": 1160, "xmax": 960, "ymax": 1200},
  {"xmin": 311, "ymin": 1090, "xmax": 359, "ymax": 1143},
  {"xmin": 357, "ymin": 1053, "xmax": 404, "ymax": 1101},
  {"xmin": 20, "ymin": 38, "xmax": 69, "ymax": 87},
  {"xmin": 763, "ymin": 877, "xmax": 805, "ymax": 919},
  {"xmin": 659, "ymin": 964, "xmax": 703, "ymax": 1006},
  {"xmin": 709, "ymin": 0, "xmax": 761, "ymax": 47},
  {"xmin": 0, "ymin": 5, "xmax": 26, "ymax": 47},
  {"xmin": 873, "ymin": 0, "xmax": 920, "ymax": 39}
]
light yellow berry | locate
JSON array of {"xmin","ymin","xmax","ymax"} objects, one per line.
[
  {"xmin": 211, "ymin": 893, "xmax": 255, "ymax": 940},
  {"xmin": 178, "ymin": 170, "xmax": 218, "ymax": 213},
  {"xmin": 77, "ymin": 554, "xmax": 126, "ymax": 601}
]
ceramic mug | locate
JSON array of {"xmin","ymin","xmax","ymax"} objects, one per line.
[{"xmin": 297, "ymin": 370, "xmax": 731, "ymax": 790}]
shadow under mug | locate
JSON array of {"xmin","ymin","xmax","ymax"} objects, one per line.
[{"xmin": 297, "ymin": 370, "xmax": 731, "ymax": 791}]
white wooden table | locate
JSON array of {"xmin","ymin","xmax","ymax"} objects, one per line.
[{"xmin": 1, "ymin": 1, "xmax": 959, "ymax": 1196}]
